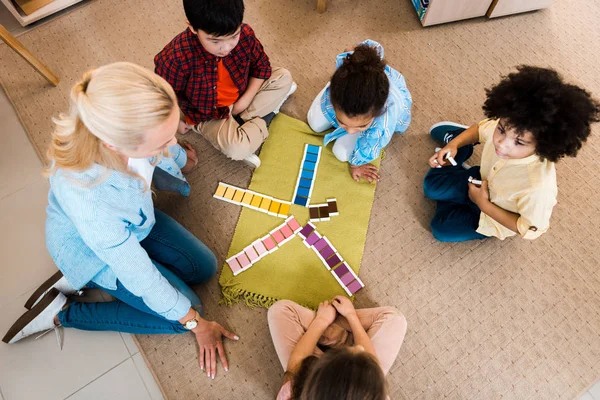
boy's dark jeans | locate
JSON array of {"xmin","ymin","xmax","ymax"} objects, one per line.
[{"xmin": 423, "ymin": 144, "xmax": 487, "ymax": 242}]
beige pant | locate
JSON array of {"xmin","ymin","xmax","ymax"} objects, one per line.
[
  {"xmin": 267, "ymin": 300, "xmax": 407, "ymax": 375},
  {"xmin": 196, "ymin": 67, "xmax": 293, "ymax": 160}
]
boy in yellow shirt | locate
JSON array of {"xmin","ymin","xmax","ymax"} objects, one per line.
[{"xmin": 424, "ymin": 66, "xmax": 600, "ymax": 242}]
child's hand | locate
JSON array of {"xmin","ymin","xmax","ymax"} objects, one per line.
[
  {"xmin": 181, "ymin": 143, "xmax": 199, "ymax": 174},
  {"xmin": 468, "ymin": 179, "xmax": 489, "ymax": 206},
  {"xmin": 350, "ymin": 164, "xmax": 380, "ymax": 183},
  {"xmin": 428, "ymin": 144, "xmax": 458, "ymax": 168},
  {"xmin": 178, "ymin": 120, "xmax": 194, "ymax": 135},
  {"xmin": 332, "ymin": 296, "xmax": 357, "ymax": 319},
  {"xmin": 232, "ymin": 96, "xmax": 252, "ymax": 116},
  {"xmin": 314, "ymin": 300, "xmax": 337, "ymax": 327}
]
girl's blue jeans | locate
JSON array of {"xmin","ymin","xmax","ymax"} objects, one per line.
[
  {"xmin": 423, "ymin": 145, "xmax": 487, "ymax": 242},
  {"xmin": 57, "ymin": 209, "xmax": 217, "ymax": 334}
]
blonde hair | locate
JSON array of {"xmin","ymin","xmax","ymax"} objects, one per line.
[{"xmin": 44, "ymin": 62, "xmax": 177, "ymax": 181}]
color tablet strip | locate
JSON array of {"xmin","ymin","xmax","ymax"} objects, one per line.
[
  {"xmin": 308, "ymin": 200, "xmax": 338, "ymax": 222},
  {"xmin": 213, "ymin": 182, "xmax": 291, "ymax": 218},
  {"xmin": 226, "ymin": 218, "xmax": 303, "ymax": 276},
  {"xmin": 298, "ymin": 223, "xmax": 365, "ymax": 295},
  {"xmin": 292, "ymin": 144, "xmax": 322, "ymax": 207}
]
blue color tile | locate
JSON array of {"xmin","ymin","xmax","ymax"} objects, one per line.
[
  {"xmin": 303, "ymin": 161, "xmax": 316, "ymax": 171},
  {"xmin": 297, "ymin": 187, "xmax": 310, "ymax": 197},
  {"xmin": 301, "ymin": 170, "xmax": 314, "ymax": 180},
  {"xmin": 294, "ymin": 196, "xmax": 308, "ymax": 206},
  {"xmin": 306, "ymin": 153, "xmax": 318, "ymax": 163},
  {"xmin": 299, "ymin": 178, "xmax": 312, "ymax": 188},
  {"xmin": 306, "ymin": 144, "xmax": 320, "ymax": 154}
]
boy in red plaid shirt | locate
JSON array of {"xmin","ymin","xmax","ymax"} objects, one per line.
[{"xmin": 155, "ymin": 0, "xmax": 296, "ymax": 168}]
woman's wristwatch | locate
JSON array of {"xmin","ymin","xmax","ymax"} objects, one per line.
[{"xmin": 183, "ymin": 311, "xmax": 201, "ymax": 330}]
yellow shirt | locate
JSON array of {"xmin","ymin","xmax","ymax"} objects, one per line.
[{"xmin": 476, "ymin": 119, "xmax": 557, "ymax": 240}]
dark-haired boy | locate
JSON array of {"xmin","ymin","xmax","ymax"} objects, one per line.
[
  {"xmin": 423, "ymin": 65, "xmax": 600, "ymax": 242},
  {"xmin": 155, "ymin": 0, "xmax": 295, "ymax": 168}
]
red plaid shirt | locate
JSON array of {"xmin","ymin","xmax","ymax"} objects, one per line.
[{"xmin": 154, "ymin": 24, "xmax": 272, "ymax": 124}]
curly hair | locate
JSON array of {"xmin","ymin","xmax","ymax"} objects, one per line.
[
  {"xmin": 329, "ymin": 44, "xmax": 390, "ymax": 118},
  {"xmin": 482, "ymin": 65, "xmax": 600, "ymax": 162}
]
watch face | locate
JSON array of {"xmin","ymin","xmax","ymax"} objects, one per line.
[{"xmin": 186, "ymin": 320, "xmax": 198, "ymax": 330}]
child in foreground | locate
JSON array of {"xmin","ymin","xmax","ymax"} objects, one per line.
[
  {"xmin": 424, "ymin": 65, "xmax": 600, "ymax": 242},
  {"xmin": 155, "ymin": 0, "xmax": 296, "ymax": 168},
  {"xmin": 268, "ymin": 297, "xmax": 407, "ymax": 400},
  {"xmin": 307, "ymin": 40, "xmax": 412, "ymax": 183}
]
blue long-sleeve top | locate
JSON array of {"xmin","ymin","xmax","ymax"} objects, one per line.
[
  {"xmin": 321, "ymin": 40, "xmax": 413, "ymax": 166},
  {"xmin": 45, "ymin": 144, "xmax": 192, "ymax": 321}
]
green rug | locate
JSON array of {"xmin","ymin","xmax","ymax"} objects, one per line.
[{"xmin": 219, "ymin": 114, "xmax": 380, "ymax": 310}]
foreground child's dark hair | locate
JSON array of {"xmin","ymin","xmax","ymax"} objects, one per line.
[
  {"xmin": 183, "ymin": 0, "xmax": 244, "ymax": 36},
  {"xmin": 330, "ymin": 44, "xmax": 390, "ymax": 118},
  {"xmin": 483, "ymin": 65, "xmax": 600, "ymax": 162},
  {"xmin": 291, "ymin": 348, "xmax": 387, "ymax": 400}
]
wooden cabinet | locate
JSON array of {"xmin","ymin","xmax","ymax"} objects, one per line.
[
  {"xmin": 487, "ymin": 0, "xmax": 552, "ymax": 18},
  {"xmin": 411, "ymin": 0, "xmax": 551, "ymax": 27},
  {"xmin": 412, "ymin": 0, "xmax": 494, "ymax": 27}
]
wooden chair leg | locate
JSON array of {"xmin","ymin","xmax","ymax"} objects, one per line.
[
  {"xmin": 317, "ymin": 0, "xmax": 327, "ymax": 13},
  {"xmin": 0, "ymin": 24, "xmax": 59, "ymax": 86}
]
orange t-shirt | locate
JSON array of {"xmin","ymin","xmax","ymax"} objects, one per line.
[{"xmin": 216, "ymin": 60, "xmax": 239, "ymax": 107}]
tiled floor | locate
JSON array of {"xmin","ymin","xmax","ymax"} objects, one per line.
[{"xmin": 0, "ymin": 85, "xmax": 164, "ymax": 399}]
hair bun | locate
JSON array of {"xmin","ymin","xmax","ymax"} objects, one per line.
[
  {"xmin": 72, "ymin": 70, "xmax": 93, "ymax": 97},
  {"xmin": 345, "ymin": 44, "xmax": 385, "ymax": 72}
]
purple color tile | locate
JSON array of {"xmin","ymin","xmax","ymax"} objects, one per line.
[
  {"xmin": 319, "ymin": 245, "xmax": 335, "ymax": 259},
  {"xmin": 340, "ymin": 272, "xmax": 354, "ymax": 285},
  {"xmin": 299, "ymin": 223, "xmax": 315, "ymax": 239},
  {"xmin": 334, "ymin": 263, "xmax": 350, "ymax": 278},
  {"xmin": 347, "ymin": 280, "xmax": 364, "ymax": 294},
  {"xmin": 305, "ymin": 232, "xmax": 320, "ymax": 246},
  {"xmin": 314, "ymin": 238, "xmax": 328, "ymax": 252},
  {"xmin": 326, "ymin": 254, "xmax": 342, "ymax": 268}
]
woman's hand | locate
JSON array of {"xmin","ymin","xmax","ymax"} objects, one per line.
[
  {"xmin": 350, "ymin": 164, "xmax": 380, "ymax": 183},
  {"xmin": 314, "ymin": 300, "xmax": 337, "ymax": 327},
  {"xmin": 181, "ymin": 143, "xmax": 198, "ymax": 174},
  {"xmin": 332, "ymin": 296, "xmax": 357, "ymax": 319},
  {"xmin": 428, "ymin": 144, "xmax": 458, "ymax": 168},
  {"xmin": 468, "ymin": 179, "xmax": 490, "ymax": 207},
  {"xmin": 192, "ymin": 319, "xmax": 239, "ymax": 379}
]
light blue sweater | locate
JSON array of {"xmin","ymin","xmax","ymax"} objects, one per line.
[{"xmin": 45, "ymin": 144, "xmax": 193, "ymax": 320}]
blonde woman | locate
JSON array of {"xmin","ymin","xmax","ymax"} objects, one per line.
[{"xmin": 3, "ymin": 62, "xmax": 237, "ymax": 379}]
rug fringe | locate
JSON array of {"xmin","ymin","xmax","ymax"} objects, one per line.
[{"xmin": 220, "ymin": 279, "xmax": 278, "ymax": 309}]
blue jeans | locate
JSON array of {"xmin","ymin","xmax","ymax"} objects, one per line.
[
  {"xmin": 423, "ymin": 145, "xmax": 487, "ymax": 242},
  {"xmin": 58, "ymin": 209, "xmax": 217, "ymax": 334}
]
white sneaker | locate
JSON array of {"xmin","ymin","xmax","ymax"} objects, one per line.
[
  {"xmin": 3, "ymin": 288, "xmax": 66, "ymax": 346},
  {"xmin": 273, "ymin": 81, "xmax": 297, "ymax": 114},
  {"xmin": 242, "ymin": 154, "xmax": 261, "ymax": 169},
  {"xmin": 24, "ymin": 270, "xmax": 78, "ymax": 310}
]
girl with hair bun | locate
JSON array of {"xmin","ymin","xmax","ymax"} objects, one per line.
[{"xmin": 307, "ymin": 40, "xmax": 412, "ymax": 182}]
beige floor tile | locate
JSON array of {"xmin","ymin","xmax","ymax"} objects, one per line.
[
  {"xmin": 66, "ymin": 358, "xmax": 151, "ymax": 400},
  {"xmin": 0, "ymin": 179, "xmax": 58, "ymax": 308},
  {"xmin": 0, "ymin": 89, "xmax": 43, "ymax": 199},
  {"xmin": 590, "ymin": 380, "xmax": 600, "ymax": 399},
  {"xmin": 132, "ymin": 353, "xmax": 165, "ymax": 400},
  {"xmin": 0, "ymin": 290, "xmax": 130, "ymax": 400},
  {"xmin": 121, "ymin": 333, "xmax": 140, "ymax": 356}
]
